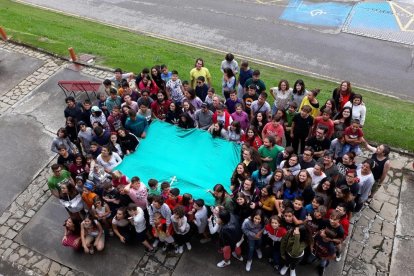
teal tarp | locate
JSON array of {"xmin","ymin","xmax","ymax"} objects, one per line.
[{"xmin": 115, "ymin": 120, "xmax": 241, "ymax": 206}]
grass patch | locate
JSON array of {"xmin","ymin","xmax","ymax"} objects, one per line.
[{"xmin": 1, "ymin": 0, "xmax": 413, "ymax": 152}]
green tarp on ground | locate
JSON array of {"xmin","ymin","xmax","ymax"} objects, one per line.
[{"xmin": 115, "ymin": 120, "xmax": 241, "ymax": 206}]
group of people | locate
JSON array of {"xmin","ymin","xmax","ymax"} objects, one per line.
[{"xmin": 48, "ymin": 54, "xmax": 391, "ymax": 276}]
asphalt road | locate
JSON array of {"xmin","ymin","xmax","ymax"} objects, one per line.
[{"xmin": 19, "ymin": 0, "xmax": 414, "ymax": 101}]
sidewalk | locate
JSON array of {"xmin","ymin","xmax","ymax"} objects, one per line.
[{"xmin": 0, "ymin": 40, "xmax": 412, "ymax": 276}]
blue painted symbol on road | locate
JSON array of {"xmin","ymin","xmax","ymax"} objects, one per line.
[{"xmin": 280, "ymin": 0, "xmax": 353, "ymax": 27}]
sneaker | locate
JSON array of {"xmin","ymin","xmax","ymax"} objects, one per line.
[
  {"xmin": 318, "ymin": 266, "xmax": 325, "ymax": 276},
  {"xmin": 245, "ymin": 260, "xmax": 252, "ymax": 272},
  {"xmin": 109, "ymin": 229, "xmax": 114, "ymax": 237},
  {"xmin": 335, "ymin": 253, "xmax": 342, "ymax": 262},
  {"xmin": 200, "ymin": 238, "xmax": 211, "ymax": 244},
  {"xmin": 232, "ymin": 251, "xmax": 243, "ymax": 261},
  {"xmin": 217, "ymin": 260, "xmax": 231, "ymax": 268},
  {"xmin": 273, "ymin": 264, "xmax": 280, "ymax": 271},
  {"xmin": 290, "ymin": 269, "xmax": 296, "ymax": 276},
  {"xmin": 178, "ymin": 246, "xmax": 184, "ymax": 254},
  {"xmin": 256, "ymin": 249, "xmax": 262, "ymax": 259},
  {"xmin": 186, "ymin": 242, "xmax": 192, "ymax": 251},
  {"xmin": 175, "ymin": 246, "xmax": 180, "ymax": 254},
  {"xmin": 162, "ymin": 244, "xmax": 168, "ymax": 252},
  {"xmin": 152, "ymin": 239, "xmax": 159, "ymax": 248},
  {"xmin": 268, "ymin": 258, "xmax": 273, "ymax": 264},
  {"xmin": 89, "ymin": 248, "xmax": 94, "ymax": 255},
  {"xmin": 280, "ymin": 266, "xmax": 289, "ymax": 275}
]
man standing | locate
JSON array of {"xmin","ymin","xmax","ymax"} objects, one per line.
[
  {"xmin": 47, "ymin": 164, "xmax": 73, "ymax": 198},
  {"xmin": 125, "ymin": 110, "xmax": 148, "ymax": 139},
  {"xmin": 195, "ymin": 103, "xmax": 214, "ymax": 130}
]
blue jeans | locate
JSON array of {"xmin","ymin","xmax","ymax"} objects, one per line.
[
  {"xmin": 247, "ymin": 238, "xmax": 262, "ymax": 260},
  {"xmin": 341, "ymin": 143, "xmax": 361, "ymax": 156},
  {"xmin": 271, "ymin": 242, "xmax": 282, "ymax": 265}
]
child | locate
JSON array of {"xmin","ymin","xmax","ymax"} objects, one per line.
[
  {"xmin": 148, "ymin": 178, "xmax": 160, "ymax": 196},
  {"xmin": 205, "ymin": 87, "xmax": 215, "ymax": 107},
  {"xmin": 75, "ymin": 176, "xmax": 84, "ymax": 194},
  {"xmin": 264, "ymin": 215, "xmax": 287, "ymax": 270},
  {"xmin": 160, "ymin": 181, "xmax": 170, "ymax": 201},
  {"xmin": 152, "ymin": 212, "xmax": 174, "ymax": 251},
  {"xmin": 290, "ymin": 105, "xmax": 314, "ymax": 154},
  {"xmin": 305, "ymin": 205, "xmax": 328, "ymax": 237},
  {"xmin": 285, "ymin": 102, "xmax": 298, "ymax": 147},
  {"xmin": 82, "ymin": 181, "xmax": 97, "ymax": 211},
  {"xmin": 171, "ymin": 205, "xmax": 192, "ymax": 254},
  {"xmin": 192, "ymin": 199, "xmax": 210, "ymax": 243},
  {"xmin": 292, "ymin": 196, "xmax": 306, "ymax": 225},
  {"xmin": 313, "ymin": 228, "xmax": 337, "ymax": 275},
  {"xmin": 280, "ymin": 225, "xmax": 312, "ymax": 276},
  {"xmin": 148, "ymin": 196, "xmax": 172, "ymax": 230},
  {"xmin": 89, "ymin": 142, "xmax": 102, "ymax": 160},
  {"xmin": 91, "ymin": 197, "xmax": 112, "ymax": 236},
  {"xmin": 165, "ymin": 188, "xmax": 182, "ymax": 211},
  {"xmin": 311, "ymin": 108, "xmax": 335, "ymax": 139},
  {"xmin": 342, "ymin": 119, "xmax": 364, "ymax": 155},
  {"xmin": 305, "ymin": 195, "xmax": 325, "ymax": 215},
  {"xmin": 137, "ymin": 101, "xmax": 152, "ymax": 123},
  {"xmin": 208, "ymin": 205, "xmax": 223, "ymax": 235},
  {"xmin": 281, "ymin": 207, "xmax": 296, "ymax": 231},
  {"xmin": 127, "ymin": 203, "xmax": 154, "ymax": 253},
  {"xmin": 257, "ymin": 185, "xmax": 277, "ymax": 218},
  {"xmin": 281, "ymin": 175, "xmax": 300, "ymax": 201},
  {"xmin": 166, "ymin": 70, "xmax": 185, "ymax": 106},
  {"xmin": 242, "ymin": 209, "xmax": 266, "ymax": 272},
  {"xmin": 195, "ymin": 76, "xmax": 209, "ymax": 102},
  {"xmin": 325, "ymin": 210, "xmax": 345, "ymax": 262}
]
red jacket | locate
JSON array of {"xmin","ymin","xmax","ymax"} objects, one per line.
[
  {"xmin": 264, "ymin": 223, "xmax": 287, "ymax": 242},
  {"xmin": 212, "ymin": 111, "xmax": 232, "ymax": 130},
  {"xmin": 165, "ymin": 195, "xmax": 183, "ymax": 211}
]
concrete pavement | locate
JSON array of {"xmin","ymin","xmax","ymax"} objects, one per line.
[{"xmin": 0, "ymin": 40, "xmax": 413, "ymax": 276}]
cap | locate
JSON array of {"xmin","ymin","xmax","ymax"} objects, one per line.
[
  {"xmin": 201, "ymin": 103, "xmax": 208, "ymax": 108},
  {"xmin": 84, "ymin": 181, "xmax": 94, "ymax": 191},
  {"xmin": 75, "ymin": 175, "xmax": 83, "ymax": 180},
  {"xmin": 91, "ymin": 106, "xmax": 101, "ymax": 113}
]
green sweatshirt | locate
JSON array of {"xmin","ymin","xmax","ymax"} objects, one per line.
[{"xmin": 280, "ymin": 232, "xmax": 307, "ymax": 259}]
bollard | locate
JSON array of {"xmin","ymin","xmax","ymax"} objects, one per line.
[
  {"xmin": 68, "ymin": 47, "xmax": 77, "ymax": 62},
  {"xmin": 0, "ymin": 27, "xmax": 8, "ymax": 41}
]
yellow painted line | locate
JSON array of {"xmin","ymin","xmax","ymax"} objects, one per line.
[
  {"xmin": 403, "ymin": 17, "xmax": 414, "ymax": 31},
  {"xmin": 13, "ymin": 0, "xmax": 406, "ymax": 99},
  {"xmin": 390, "ymin": 2, "xmax": 404, "ymax": 31}
]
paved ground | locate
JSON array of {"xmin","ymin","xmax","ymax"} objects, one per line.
[
  {"xmin": 0, "ymin": 41, "xmax": 413, "ymax": 276},
  {"xmin": 18, "ymin": 0, "xmax": 414, "ymax": 101}
]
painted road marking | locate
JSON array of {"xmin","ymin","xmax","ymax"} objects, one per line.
[
  {"xmin": 280, "ymin": 0, "xmax": 352, "ymax": 27},
  {"xmin": 390, "ymin": 2, "xmax": 414, "ymax": 32},
  {"xmin": 346, "ymin": 2, "xmax": 399, "ymax": 31}
]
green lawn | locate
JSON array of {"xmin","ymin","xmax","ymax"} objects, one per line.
[{"xmin": 1, "ymin": 0, "xmax": 413, "ymax": 152}]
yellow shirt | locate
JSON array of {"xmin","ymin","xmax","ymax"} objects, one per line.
[
  {"xmin": 299, "ymin": 97, "xmax": 319, "ymax": 118},
  {"xmin": 190, "ymin": 67, "xmax": 211, "ymax": 88},
  {"xmin": 260, "ymin": 195, "xmax": 276, "ymax": 212}
]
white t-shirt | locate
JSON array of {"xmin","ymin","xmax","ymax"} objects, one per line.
[{"xmin": 132, "ymin": 207, "xmax": 146, "ymax": 233}]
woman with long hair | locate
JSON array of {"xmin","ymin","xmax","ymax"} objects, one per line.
[
  {"xmin": 230, "ymin": 163, "xmax": 250, "ymax": 193},
  {"xmin": 291, "ymin": 79, "xmax": 307, "ymax": 110},
  {"xmin": 250, "ymin": 111, "xmax": 268, "ymax": 138},
  {"xmin": 333, "ymin": 106, "xmax": 352, "ymax": 139}
]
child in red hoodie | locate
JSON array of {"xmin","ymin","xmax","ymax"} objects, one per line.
[
  {"xmin": 264, "ymin": 215, "xmax": 287, "ymax": 270},
  {"xmin": 152, "ymin": 212, "xmax": 174, "ymax": 251},
  {"xmin": 165, "ymin": 188, "xmax": 183, "ymax": 211}
]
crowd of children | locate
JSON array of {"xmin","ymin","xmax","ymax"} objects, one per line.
[{"xmin": 50, "ymin": 54, "xmax": 391, "ymax": 276}]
